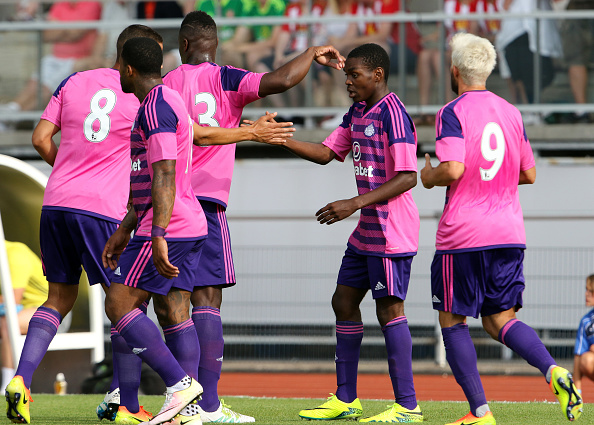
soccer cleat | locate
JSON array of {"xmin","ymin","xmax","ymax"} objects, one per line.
[
  {"xmin": 97, "ymin": 387, "xmax": 121, "ymax": 421},
  {"xmin": 198, "ymin": 399, "xmax": 254, "ymax": 423},
  {"xmin": 148, "ymin": 376, "xmax": 203, "ymax": 425},
  {"xmin": 114, "ymin": 406, "xmax": 152, "ymax": 424},
  {"xmin": 445, "ymin": 411, "xmax": 496, "ymax": 425},
  {"xmin": 5, "ymin": 375, "xmax": 32, "ymax": 424},
  {"xmin": 549, "ymin": 366, "xmax": 583, "ymax": 421},
  {"xmin": 359, "ymin": 403, "xmax": 423, "ymax": 423},
  {"xmin": 299, "ymin": 394, "xmax": 362, "ymax": 421},
  {"xmin": 167, "ymin": 400, "xmax": 202, "ymax": 424}
]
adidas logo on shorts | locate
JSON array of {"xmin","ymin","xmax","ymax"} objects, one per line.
[
  {"xmin": 375, "ymin": 281, "xmax": 386, "ymax": 290},
  {"xmin": 114, "ymin": 267, "xmax": 121, "ymax": 276},
  {"xmin": 432, "ymin": 295, "xmax": 441, "ymax": 303}
]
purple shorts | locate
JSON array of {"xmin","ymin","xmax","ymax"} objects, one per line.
[
  {"xmin": 337, "ymin": 246, "xmax": 413, "ymax": 300},
  {"xmin": 40, "ymin": 208, "xmax": 118, "ymax": 285},
  {"xmin": 431, "ymin": 248, "xmax": 525, "ymax": 318},
  {"xmin": 112, "ymin": 237, "xmax": 205, "ymax": 296},
  {"xmin": 193, "ymin": 200, "xmax": 236, "ymax": 287}
]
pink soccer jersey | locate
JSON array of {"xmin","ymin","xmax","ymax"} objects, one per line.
[
  {"xmin": 323, "ymin": 93, "xmax": 419, "ymax": 257},
  {"xmin": 130, "ymin": 84, "xmax": 206, "ymax": 240},
  {"xmin": 163, "ymin": 63, "xmax": 264, "ymax": 207},
  {"xmin": 41, "ymin": 68, "xmax": 139, "ymax": 222},
  {"xmin": 434, "ymin": 90, "xmax": 536, "ymax": 252}
]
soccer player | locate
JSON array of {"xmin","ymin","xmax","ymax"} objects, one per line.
[
  {"xmin": 266, "ymin": 43, "xmax": 422, "ymax": 423},
  {"xmin": 573, "ymin": 274, "xmax": 594, "ymax": 397},
  {"xmin": 5, "ymin": 25, "xmax": 164, "ymax": 425},
  {"xmin": 420, "ymin": 32, "xmax": 583, "ymax": 425},
  {"xmin": 161, "ymin": 10, "xmax": 345, "ymax": 424}
]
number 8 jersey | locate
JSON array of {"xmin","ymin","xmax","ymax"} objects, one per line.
[
  {"xmin": 434, "ymin": 90, "xmax": 536, "ymax": 252},
  {"xmin": 41, "ymin": 68, "xmax": 140, "ymax": 223}
]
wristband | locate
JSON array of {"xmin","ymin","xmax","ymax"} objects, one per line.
[{"xmin": 151, "ymin": 225, "xmax": 167, "ymax": 238}]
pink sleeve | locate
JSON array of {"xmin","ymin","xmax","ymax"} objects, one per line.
[
  {"xmin": 435, "ymin": 106, "xmax": 465, "ymax": 163},
  {"xmin": 322, "ymin": 126, "xmax": 352, "ymax": 162},
  {"xmin": 231, "ymin": 72, "xmax": 264, "ymax": 107},
  {"xmin": 436, "ymin": 136, "xmax": 465, "ymax": 163},
  {"xmin": 40, "ymin": 89, "xmax": 63, "ymax": 128},
  {"xmin": 147, "ymin": 133, "xmax": 178, "ymax": 165},
  {"xmin": 519, "ymin": 127, "xmax": 536, "ymax": 171},
  {"xmin": 392, "ymin": 142, "xmax": 418, "ymax": 172}
]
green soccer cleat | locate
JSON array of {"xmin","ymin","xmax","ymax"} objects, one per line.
[
  {"xmin": 5, "ymin": 375, "xmax": 32, "ymax": 424},
  {"xmin": 299, "ymin": 394, "xmax": 362, "ymax": 421},
  {"xmin": 360, "ymin": 403, "xmax": 423, "ymax": 423},
  {"xmin": 549, "ymin": 366, "xmax": 583, "ymax": 421},
  {"xmin": 114, "ymin": 406, "xmax": 152, "ymax": 424},
  {"xmin": 445, "ymin": 411, "xmax": 496, "ymax": 425}
]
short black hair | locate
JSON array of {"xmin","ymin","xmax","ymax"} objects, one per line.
[
  {"xmin": 116, "ymin": 25, "xmax": 163, "ymax": 62},
  {"xmin": 180, "ymin": 10, "xmax": 217, "ymax": 40},
  {"xmin": 121, "ymin": 37, "xmax": 163, "ymax": 76},
  {"xmin": 347, "ymin": 43, "xmax": 391, "ymax": 82}
]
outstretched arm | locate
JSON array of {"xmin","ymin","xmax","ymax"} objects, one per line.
[
  {"xmin": 279, "ymin": 138, "xmax": 337, "ymax": 165},
  {"xmin": 316, "ymin": 171, "xmax": 417, "ymax": 225},
  {"xmin": 258, "ymin": 45, "xmax": 345, "ymax": 97},
  {"xmin": 193, "ymin": 112, "xmax": 295, "ymax": 146}
]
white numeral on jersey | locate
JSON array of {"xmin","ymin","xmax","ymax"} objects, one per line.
[
  {"xmin": 194, "ymin": 92, "xmax": 219, "ymax": 127},
  {"xmin": 186, "ymin": 116, "xmax": 194, "ymax": 174},
  {"xmin": 84, "ymin": 89, "xmax": 117, "ymax": 143},
  {"xmin": 479, "ymin": 122, "xmax": 505, "ymax": 181}
]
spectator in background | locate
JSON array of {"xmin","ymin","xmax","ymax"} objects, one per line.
[
  {"xmin": 496, "ymin": 0, "xmax": 562, "ymax": 124},
  {"xmin": 553, "ymin": 0, "xmax": 594, "ymax": 123},
  {"xmin": 0, "ymin": 1, "xmax": 102, "ymax": 115},
  {"xmin": 573, "ymin": 274, "xmax": 594, "ymax": 397},
  {"xmin": 184, "ymin": 0, "xmax": 253, "ymax": 68},
  {"xmin": 136, "ymin": 1, "xmax": 184, "ymax": 73},
  {"xmin": 0, "ymin": 241, "xmax": 48, "ymax": 392},
  {"xmin": 415, "ymin": 0, "xmax": 479, "ymax": 126},
  {"xmin": 220, "ymin": 0, "xmax": 286, "ymax": 70},
  {"xmin": 314, "ymin": 0, "xmax": 353, "ymax": 110}
]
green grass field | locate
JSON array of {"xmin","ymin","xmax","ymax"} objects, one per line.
[{"xmin": 17, "ymin": 394, "xmax": 576, "ymax": 424}]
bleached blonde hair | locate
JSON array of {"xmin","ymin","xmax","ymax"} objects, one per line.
[{"xmin": 450, "ymin": 32, "xmax": 497, "ymax": 86}]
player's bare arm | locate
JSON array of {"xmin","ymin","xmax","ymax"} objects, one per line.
[
  {"xmin": 316, "ymin": 171, "xmax": 417, "ymax": 225},
  {"xmin": 259, "ymin": 46, "xmax": 345, "ymax": 97},
  {"xmin": 194, "ymin": 112, "xmax": 295, "ymax": 146},
  {"xmin": 102, "ymin": 209, "xmax": 137, "ymax": 270},
  {"xmin": 31, "ymin": 119, "xmax": 60, "ymax": 166},
  {"xmin": 151, "ymin": 160, "xmax": 179, "ymax": 279},
  {"xmin": 280, "ymin": 138, "xmax": 336, "ymax": 165},
  {"xmin": 519, "ymin": 166, "xmax": 536, "ymax": 185},
  {"xmin": 420, "ymin": 153, "xmax": 465, "ymax": 189}
]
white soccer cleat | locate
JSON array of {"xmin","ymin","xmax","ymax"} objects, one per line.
[
  {"xmin": 97, "ymin": 387, "xmax": 120, "ymax": 421},
  {"xmin": 198, "ymin": 400, "xmax": 254, "ymax": 423},
  {"xmin": 148, "ymin": 376, "xmax": 203, "ymax": 425}
]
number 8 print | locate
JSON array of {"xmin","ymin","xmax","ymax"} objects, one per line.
[
  {"xmin": 84, "ymin": 89, "xmax": 117, "ymax": 143},
  {"xmin": 480, "ymin": 122, "xmax": 505, "ymax": 181}
]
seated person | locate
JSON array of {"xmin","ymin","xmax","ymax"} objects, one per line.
[
  {"xmin": 0, "ymin": 241, "xmax": 48, "ymax": 391},
  {"xmin": 0, "ymin": 1, "xmax": 102, "ymax": 114},
  {"xmin": 573, "ymin": 274, "xmax": 594, "ymax": 396}
]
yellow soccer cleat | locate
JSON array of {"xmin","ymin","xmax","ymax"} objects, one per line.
[
  {"xmin": 299, "ymin": 394, "xmax": 362, "ymax": 421},
  {"xmin": 445, "ymin": 411, "xmax": 496, "ymax": 425},
  {"xmin": 550, "ymin": 366, "xmax": 583, "ymax": 421},
  {"xmin": 114, "ymin": 406, "xmax": 152, "ymax": 424},
  {"xmin": 5, "ymin": 376, "xmax": 32, "ymax": 424},
  {"xmin": 360, "ymin": 403, "xmax": 423, "ymax": 423}
]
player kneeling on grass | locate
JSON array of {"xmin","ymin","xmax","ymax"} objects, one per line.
[
  {"xmin": 420, "ymin": 32, "xmax": 583, "ymax": 425},
  {"xmin": 255, "ymin": 43, "xmax": 423, "ymax": 423},
  {"xmin": 573, "ymin": 274, "xmax": 594, "ymax": 398}
]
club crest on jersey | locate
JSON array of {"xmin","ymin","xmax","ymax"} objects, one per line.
[{"xmin": 364, "ymin": 123, "xmax": 375, "ymax": 137}]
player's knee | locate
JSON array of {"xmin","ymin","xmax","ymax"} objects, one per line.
[{"xmin": 580, "ymin": 352, "xmax": 594, "ymax": 376}]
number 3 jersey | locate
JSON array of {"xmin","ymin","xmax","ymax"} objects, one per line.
[
  {"xmin": 163, "ymin": 63, "xmax": 264, "ymax": 208},
  {"xmin": 41, "ymin": 68, "xmax": 140, "ymax": 223},
  {"xmin": 434, "ymin": 90, "xmax": 536, "ymax": 253},
  {"xmin": 322, "ymin": 93, "xmax": 419, "ymax": 257}
]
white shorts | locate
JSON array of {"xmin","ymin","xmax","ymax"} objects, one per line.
[{"xmin": 32, "ymin": 55, "xmax": 75, "ymax": 92}]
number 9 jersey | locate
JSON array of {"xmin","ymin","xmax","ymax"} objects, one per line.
[
  {"xmin": 434, "ymin": 90, "xmax": 536, "ymax": 252},
  {"xmin": 41, "ymin": 68, "xmax": 140, "ymax": 223}
]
